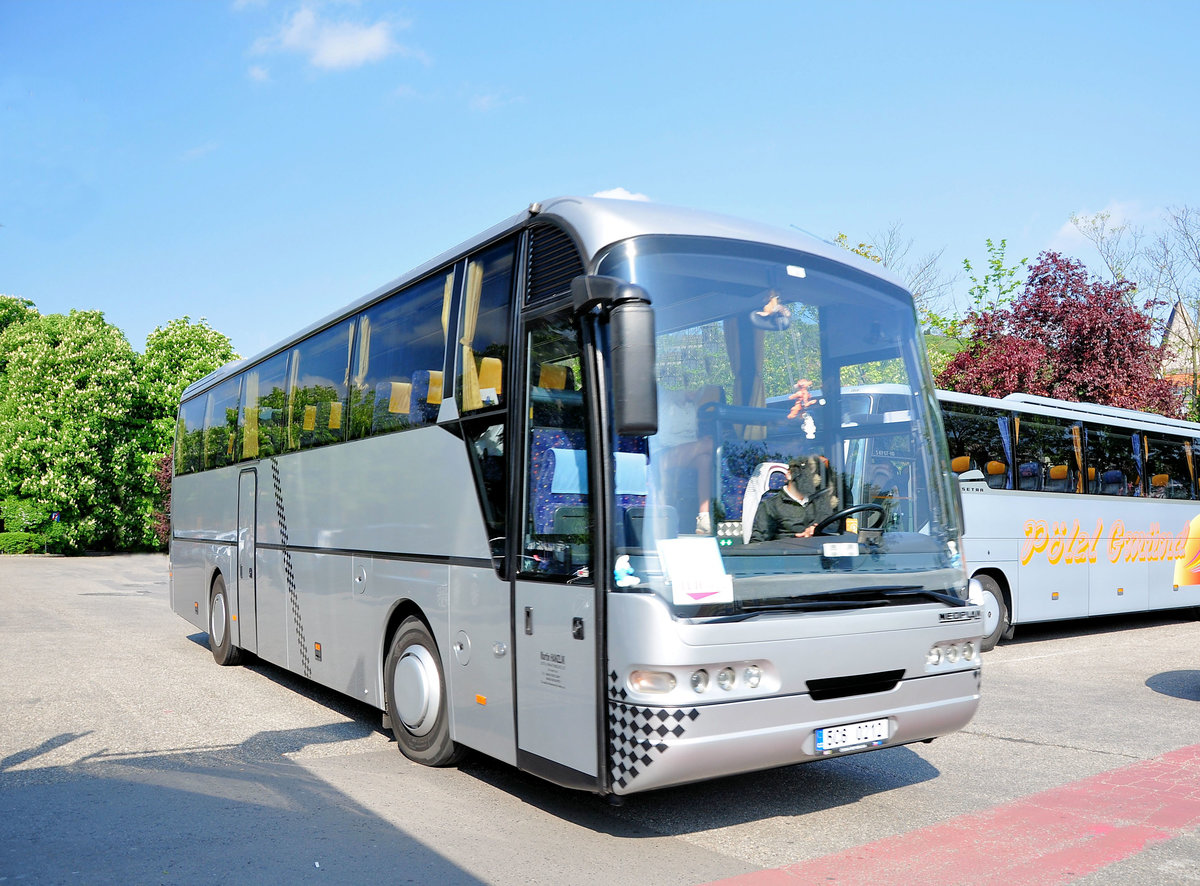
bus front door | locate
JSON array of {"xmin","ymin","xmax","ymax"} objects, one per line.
[
  {"xmin": 513, "ymin": 577, "xmax": 600, "ymax": 790},
  {"xmin": 236, "ymin": 469, "xmax": 258, "ymax": 653}
]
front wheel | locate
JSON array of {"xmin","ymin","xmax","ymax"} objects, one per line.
[
  {"xmin": 208, "ymin": 575, "xmax": 242, "ymax": 666},
  {"xmin": 384, "ymin": 617, "xmax": 464, "ymax": 767},
  {"xmin": 977, "ymin": 574, "xmax": 1010, "ymax": 652}
]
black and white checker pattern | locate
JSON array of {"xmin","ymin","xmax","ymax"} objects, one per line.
[{"xmin": 608, "ymin": 671, "xmax": 700, "ymax": 790}]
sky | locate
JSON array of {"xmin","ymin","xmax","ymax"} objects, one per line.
[{"xmin": 3, "ymin": 0, "xmax": 1199, "ymax": 360}]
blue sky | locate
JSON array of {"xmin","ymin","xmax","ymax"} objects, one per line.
[{"xmin": 3, "ymin": 1, "xmax": 1198, "ymax": 359}]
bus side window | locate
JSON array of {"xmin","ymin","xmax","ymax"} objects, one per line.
[
  {"xmin": 1086, "ymin": 424, "xmax": 1143, "ymax": 496},
  {"xmin": 203, "ymin": 375, "xmax": 242, "ymax": 470},
  {"xmin": 289, "ymin": 319, "xmax": 353, "ymax": 452},
  {"xmin": 465, "ymin": 419, "xmax": 507, "ymax": 571},
  {"xmin": 350, "ymin": 269, "xmax": 454, "ymax": 439},
  {"xmin": 176, "ymin": 397, "xmax": 206, "ymax": 475},
  {"xmin": 458, "ymin": 239, "xmax": 515, "ymax": 415},
  {"xmin": 1146, "ymin": 435, "xmax": 1196, "ymax": 500},
  {"xmin": 240, "ymin": 351, "xmax": 290, "ymax": 461}
]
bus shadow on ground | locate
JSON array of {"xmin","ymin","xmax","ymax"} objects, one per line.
[
  {"xmin": 185, "ymin": 632, "xmax": 941, "ymax": 836},
  {"xmin": 1000, "ymin": 610, "xmax": 1198, "ymax": 647},
  {"xmin": 186, "ymin": 631, "xmax": 391, "ymax": 740},
  {"xmin": 1146, "ymin": 670, "xmax": 1200, "ymax": 701},
  {"xmin": 0, "ymin": 726, "xmax": 483, "ymax": 885},
  {"xmin": 461, "ymin": 743, "xmax": 939, "ymax": 837}
]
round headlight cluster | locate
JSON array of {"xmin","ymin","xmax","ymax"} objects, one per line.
[
  {"xmin": 628, "ymin": 663, "xmax": 769, "ymax": 696},
  {"xmin": 927, "ymin": 641, "xmax": 977, "ymax": 667}
]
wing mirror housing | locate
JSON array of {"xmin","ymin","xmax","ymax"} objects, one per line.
[{"xmin": 571, "ymin": 275, "xmax": 658, "ymax": 437}]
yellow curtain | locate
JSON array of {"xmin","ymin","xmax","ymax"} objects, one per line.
[
  {"xmin": 441, "ymin": 271, "xmax": 454, "ymax": 345},
  {"xmin": 461, "ymin": 261, "xmax": 484, "ymax": 410},
  {"xmin": 722, "ymin": 316, "xmax": 766, "ymax": 441},
  {"xmin": 1071, "ymin": 425, "xmax": 1084, "ymax": 493},
  {"xmin": 243, "ymin": 371, "xmax": 260, "ymax": 459}
]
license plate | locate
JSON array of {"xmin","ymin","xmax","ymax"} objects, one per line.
[{"xmin": 815, "ymin": 717, "xmax": 889, "ymax": 753}]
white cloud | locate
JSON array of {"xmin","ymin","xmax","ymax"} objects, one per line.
[
  {"xmin": 182, "ymin": 141, "xmax": 219, "ymax": 162},
  {"xmin": 593, "ymin": 188, "xmax": 651, "ymax": 202},
  {"xmin": 248, "ymin": 65, "xmax": 270, "ymax": 82},
  {"xmin": 254, "ymin": 6, "xmax": 422, "ymax": 71}
]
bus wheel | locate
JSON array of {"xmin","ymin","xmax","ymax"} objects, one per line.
[
  {"xmin": 208, "ymin": 575, "xmax": 242, "ymax": 666},
  {"xmin": 384, "ymin": 617, "xmax": 463, "ymax": 767},
  {"xmin": 977, "ymin": 574, "xmax": 1009, "ymax": 652}
]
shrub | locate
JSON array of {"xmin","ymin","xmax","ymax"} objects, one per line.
[{"xmin": 0, "ymin": 531, "xmax": 44, "ymax": 554}]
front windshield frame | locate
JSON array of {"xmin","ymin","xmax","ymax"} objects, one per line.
[{"xmin": 595, "ymin": 235, "xmax": 963, "ymax": 617}]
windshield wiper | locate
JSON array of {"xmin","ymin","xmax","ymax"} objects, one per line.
[{"xmin": 696, "ymin": 585, "xmax": 966, "ymax": 622}]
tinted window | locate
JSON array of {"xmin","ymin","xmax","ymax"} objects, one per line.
[
  {"xmin": 204, "ymin": 376, "xmax": 241, "ymax": 470},
  {"xmin": 1014, "ymin": 413, "xmax": 1083, "ymax": 493},
  {"xmin": 175, "ymin": 397, "xmax": 205, "ymax": 475},
  {"xmin": 1087, "ymin": 424, "xmax": 1143, "ymax": 496},
  {"xmin": 942, "ymin": 402, "xmax": 1012, "ymax": 489},
  {"xmin": 290, "ymin": 320, "xmax": 353, "ymax": 452},
  {"xmin": 241, "ymin": 351, "xmax": 290, "ymax": 460},
  {"xmin": 458, "ymin": 240, "xmax": 515, "ymax": 414},
  {"xmin": 351, "ymin": 269, "xmax": 454, "ymax": 439},
  {"xmin": 1147, "ymin": 435, "xmax": 1196, "ymax": 499}
]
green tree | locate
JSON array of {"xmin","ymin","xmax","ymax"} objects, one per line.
[
  {"xmin": 0, "ymin": 310, "xmax": 145, "ymax": 551},
  {"xmin": 137, "ymin": 316, "xmax": 239, "ymax": 457}
]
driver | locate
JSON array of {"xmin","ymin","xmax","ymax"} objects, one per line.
[{"xmin": 749, "ymin": 454, "xmax": 839, "ymax": 542}]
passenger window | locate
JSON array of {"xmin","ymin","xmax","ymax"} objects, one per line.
[
  {"xmin": 1086, "ymin": 425, "xmax": 1143, "ymax": 496},
  {"xmin": 204, "ymin": 376, "xmax": 242, "ymax": 470},
  {"xmin": 1146, "ymin": 436, "xmax": 1196, "ymax": 499},
  {"xmin": 1014, "ymin": 413, "xmax": 1083, "ymax": 493},
  {"xmin": 350, "ymin": 269, "xmax": 455, "ymax": 439},
  {"xmin": 289, "ymin": 319, "xmax": 353, "ymax": 452},
  {"xmin": 521, "ymin": 310, "xmax": 591, "ymax": 580},
  {"xmin": 942, "ymin": 404, "xmax": 1012, "ymax": 488},
  {"xmin": 241, "ymin": 351, "xmax": 290, "ymax": 460},
  {"xmin": 175, "ymin": 397, "xmax": 206, "ymax": 475},
  {"xmin": 458, "ymin": 240, "xmax": 515, "ymax": 414}
]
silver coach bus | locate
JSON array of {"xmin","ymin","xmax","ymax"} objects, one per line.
[{"xmin": 170, "ymin": 197, "xmax": 981, "ymax": 796}]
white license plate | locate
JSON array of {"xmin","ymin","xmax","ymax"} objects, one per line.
[{"xmin": 815, "ymin": 717, "xmax": 889, "ymax": 753}]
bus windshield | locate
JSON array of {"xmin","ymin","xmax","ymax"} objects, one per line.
[{"xmin": 597, "ymin": 235, "xmax": 964, "ymax": 617}]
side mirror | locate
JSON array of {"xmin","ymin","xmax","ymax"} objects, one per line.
[{"xmin": 571, "ymin": 276, "xmax": 658, "ymax": 437}]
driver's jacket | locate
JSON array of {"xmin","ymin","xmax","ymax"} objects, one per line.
[{"xmin": 749, "ymin": 486, "xmax": 838, "ymax": 542}]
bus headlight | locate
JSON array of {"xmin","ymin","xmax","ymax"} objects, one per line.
[
  {"xmin": 927, "ymin": 646, "xmax": 943, "ymax": 666},
  {"xmin": 743, "ymin": 665, "xmax": 763, "ymax": 688},
  {"xmin": 962, "ymin": 642, "xmax": 976, "ymax": 661},
  {"xmin": 690, "ymin": 669, "xmax": 710, "ymax": 693},
  {"xmin": 716, "ymin": 667, "xmax": 736, "ymax": 691},
  {"xmin": 629, "ymin": 670, "xmax": 677, "ymax": 693}
]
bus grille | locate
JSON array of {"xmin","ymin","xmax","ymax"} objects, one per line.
[
  {"xmin": 527, "ymin": 224, "xmax": 584, "ymax": 304},
  {"xmin": 806, "ymin": 669, "xmax": 904, "ymax": 700}
]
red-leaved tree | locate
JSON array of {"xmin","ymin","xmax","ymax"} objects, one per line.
[{"xmin": 938, "ymin": 251, "xmax": 1182, "ymax": 415}]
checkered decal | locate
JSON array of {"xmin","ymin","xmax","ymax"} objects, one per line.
[
  {"xmin": 271, "ymin": 458, "xmax": 310, "ymax": 678},
  {"xmin": 608, "ymin": 671, "xmax": 699, "ymax": 790}
]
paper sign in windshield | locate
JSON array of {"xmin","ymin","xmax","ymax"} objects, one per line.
[{"xmin": 657, "ymin": 537, "xmax": 735, "ymax": 606}]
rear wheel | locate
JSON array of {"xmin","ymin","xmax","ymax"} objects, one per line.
[
  {"xmin": 208, "ymin": 575, "xmax": 242, "ymax": 666},
  {"xmin": 384, "ymin": 617, "xmax": 463, "ymax": 767},
  {"xmin": 977, "ymin": 574, "xmax": 1010, "ymax": 652}
]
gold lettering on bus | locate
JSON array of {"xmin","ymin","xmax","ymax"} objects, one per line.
[{"xmin": 1022, "ymin": 517, "xmax": 1190, "ymax": 567}]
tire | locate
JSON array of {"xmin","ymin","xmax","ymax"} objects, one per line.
[
  {"xmin": 977, "ymin": 574, "xmax": 1010, "ymax": 652},
  {"xmin": 384, "ymin": 617, "xmax": 463, "ymax": 767},
  {"xmin": 208, "ymin": 575, "xmax": 242, "ymax": 666}
]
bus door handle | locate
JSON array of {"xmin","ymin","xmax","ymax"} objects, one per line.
[{"xmin": 525, "ymin": 607, "xmax": 533, "ymax": 635}]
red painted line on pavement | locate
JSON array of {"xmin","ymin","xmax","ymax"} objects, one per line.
[{"xmin": 710, "ymin": 743, "xmax": 1200, "ymax": 886}]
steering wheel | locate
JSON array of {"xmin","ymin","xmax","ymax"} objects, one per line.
[{"xmin": 813, "ymin": 503, "xmax": 886, "ymax": 536}]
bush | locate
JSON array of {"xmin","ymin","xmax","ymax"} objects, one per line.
[{"xmin": 0, "ymin": 531, "xmax": 44, "ymax": 554}]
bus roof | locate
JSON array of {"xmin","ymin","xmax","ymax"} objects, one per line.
[
  {"xmin": 182, "ymin": 197, "xmax": 906, "ymax": 401},
  {"xmin": 936, "ymin": 388, "xmax": 1200, "ymax": 436}
]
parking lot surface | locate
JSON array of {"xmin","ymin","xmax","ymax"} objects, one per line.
[{"xmin": 1, "ymin": 554, "xmax": 1198, "ymax": 884}]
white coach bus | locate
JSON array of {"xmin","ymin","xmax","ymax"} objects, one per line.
[
  {"xmin": 170, "ymin": 197, "xmax": 981, "ymax": 797},
  {"xmin": 939, "ymin": 389, "xmax": 1200, "ymax": 650}
]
